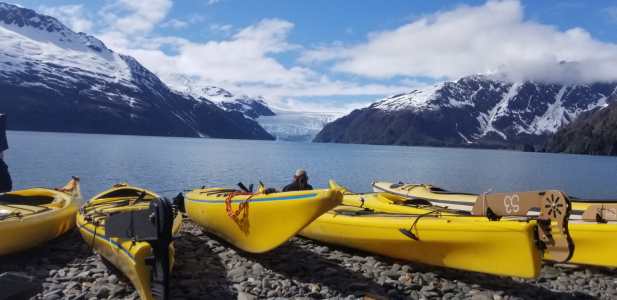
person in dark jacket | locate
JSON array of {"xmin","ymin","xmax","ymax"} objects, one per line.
[
  {"xmin": 0, "ymin": 114, "xmax": 12, "ymax": 193},
  {"xmin": 282, "ymin": 169, "xmax": 313, "ymax": 192}
]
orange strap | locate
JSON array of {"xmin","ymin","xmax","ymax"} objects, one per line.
[{"xmin": 225, "ymin": 191, "xmax": 254, "ymax": 224}]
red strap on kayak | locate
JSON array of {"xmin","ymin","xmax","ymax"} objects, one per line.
[{"xmin": 225, "ymin": 191, "xmax": 255, "ymax": 233}]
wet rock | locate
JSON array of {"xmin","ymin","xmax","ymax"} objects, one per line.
[
  {"xmin": 470, "ymin": 292, "xmax": 493, "ymax": 300},
  {"xmin": 42, "ymin": 290, "xmax": 63, "ymax": 300},
  {"xmin": 107, "ymin": 274, "xmax": 118, "ymax": 284},
  {"xmin": 381, "ymin": 270, "xmax": 400, "ymax": 279},
  {"xmin": 237, "ymin": 291, "xmax": 257, "ymax": 300},
  {"xmin": 251, "ymin": 263, "xmax": 264, "ymax": 275},
  {"xmin": 95, "ymin": 286, "xmax": 110, "ymax": 298},
  {"xmin": 228, "ymin": 267, "xmax": 248, "ymax": 283}
]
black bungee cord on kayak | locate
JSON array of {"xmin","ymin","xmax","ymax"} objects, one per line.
[{"xmin": 399, "ymin": 209, "xmax": 442, "ymax": 241}]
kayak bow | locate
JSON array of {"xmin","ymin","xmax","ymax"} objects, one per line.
[{"xmin": 184, "ymin": 186, "xmax": 341, "ymax": 253}]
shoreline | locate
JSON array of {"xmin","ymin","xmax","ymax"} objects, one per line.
[
  {"xmin": 1, "ymin": 219, "xmax": 615, "ymax": 299},
  {"xmin": 7, "ymin": 129, "xmax": 606, "ymax": 158}
]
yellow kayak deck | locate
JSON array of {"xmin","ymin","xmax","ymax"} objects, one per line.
[
  {"xmin": 301, "ymin": 205, "xmax": 541, "ymax": 278},
  {"xmin": 77, "ymin": 184, "xmax": 182, "ymax": 300},
  {"xmin": 185, "ymin": 187, "xmax": 341, "ymax": 253},
  {"xmin": 0, "ymin": 178, "xmax": 80, "ymax": 255},
  {"xmin": 372, "ymin": 181, "xmax": 617, "ymax": 267}
]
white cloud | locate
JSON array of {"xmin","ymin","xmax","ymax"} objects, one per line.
[
  {"xmin": 94, "ymin": 5, "xmax": 419, "ymax": 113},
  {"xmin": 207, "ymin": 0, "xmax": 222, "ymax": 6},
  {"xmin": 301, "ymin": 0, "xmax": 617, "ymax": 83},
  {"xmin": 99, "ymin": 0, "xmax": 172, "ymax": 34},
  {"xmin": 160, "ymin": 18, "xmax": 188, "ymax": 29},
  {"xmin": 39, "ymin": 4, "xmax": 93, "ymax": 32},
  {"xmin": 167, "ymin": 19, "xmax": 304, "ymax": 84}
]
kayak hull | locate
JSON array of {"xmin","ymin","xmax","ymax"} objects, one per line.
[
  {"xmin": 301, "ymin": 206, "xmax": 541, "ymax": 278},
  {"xmin": 185, "ymin": 188, "xmax": 341, "ymax": 253},
  {"xmin": 0, "ymin": 184, "xmax": 79, "ymax": 255},
  {"xmin": 76, "ymin": 185, "xmax": 182, "ymax": 300},
  {"xmin": 373, "ymin": 181, "xmax": 617, "ymax": 267},
  {"xmin": 566, "ymin": 223, "xmax": 617, "ymax": 267}
]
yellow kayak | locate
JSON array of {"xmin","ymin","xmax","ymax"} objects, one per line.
[
  {"xmin": 76, "ymin": 184, "xmax": 182, "ymax": 300},
  {"xmin": 300, "ymin": 203, "xmax": 542, "ymax": 278},
  {"xmin": 184, "ymin": 186, "xmax": 341, "ymax": 253},
  {"xmin": 373, "ymin": 181, "xmax": 617, "ymax": 267},
  {"xmin": 0, "ymin": 177, "xmax": 81, "ymax": 255}
]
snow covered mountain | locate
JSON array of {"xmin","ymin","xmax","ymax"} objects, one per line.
[
  {"xmin": 0, "ymin": 3, "xmax": 273, "ymax": 139},
  {"xmin": 257, "ymin": 109, "xmax": 341, "ymax": 142},
  {"xmin": 167, "ymin": 75, "xmax": 340, "ymax": 141},
  {"xmin": 545, "ymin": 101, "xmax": 617, "ymax": 156},
  {"xmin": 170, "ymin": 79, "xmax": 275, "ymax": 119},
  {"xmin": 315, "ymin": 75, "xmax": 617, "ymax": 149}
]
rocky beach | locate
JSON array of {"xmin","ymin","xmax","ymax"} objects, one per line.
[{"xmin": 1, "ymin": 219, "xmax": 615, "ymax": 300}]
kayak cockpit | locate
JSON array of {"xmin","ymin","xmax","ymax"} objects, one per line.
[
  {"xmin": 0, "ymin": 192, "xmax": 70, "ymax": 220},
  {"xmin": 97, "ymin": 188, "xmax": 157, "ymax": 200}
]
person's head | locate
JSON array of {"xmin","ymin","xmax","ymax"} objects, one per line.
[{"xmin": 294, "ymin": 169, "xmax": 309, "ymax": 184}]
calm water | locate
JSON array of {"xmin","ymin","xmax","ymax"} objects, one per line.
[{"xmin": 6, "ymin": 131, "xmax": 617, "ymax": 200}]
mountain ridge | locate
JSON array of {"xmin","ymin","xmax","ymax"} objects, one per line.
[
  {"xmin": 0, "ymin": 2, "xmax": 274, "ymax": 140},
  {"xmin": 544, "ymin": 102, "xmax": 617, "ymax": 155},
  {"xmin": 168, "ymin": 77, "xmax": 276, "ymax": 119},
  {"xmin": 314, "ymin": 75, "xmax": 617, "ymax": 148}
]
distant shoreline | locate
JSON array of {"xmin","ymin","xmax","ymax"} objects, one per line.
[{"xmin": 8, "ymin": 129, "xmax": 607, "ymax": 158}]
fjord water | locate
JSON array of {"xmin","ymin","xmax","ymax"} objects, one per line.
[{"xmin": 7, "ymin": 130, "xmax": 617, "ymax": 200}]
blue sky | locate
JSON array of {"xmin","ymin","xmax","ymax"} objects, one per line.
[{"xmin": 11, "ymin": 0, "xmax": 617, "ymax": 112}]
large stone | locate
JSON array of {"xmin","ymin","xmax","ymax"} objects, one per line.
[
  {"xmin": 251, "ymin": 263, "xmax": 264, "ymax": 275},
  {"xmin": 228, "ymin": 267, "xmax": 248, "ymax": 283},
  {"xmin": 237, "ymin": 291, "xmax": 258, "ymax": 300},
  {"xmin": 95, "ymin": 286, "xmax": 110, "ymax": 299}
]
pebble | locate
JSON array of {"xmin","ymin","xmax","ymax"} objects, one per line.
[{"xmin": 1, "ymin": 220, "xmax": 616, "ymax": 299}]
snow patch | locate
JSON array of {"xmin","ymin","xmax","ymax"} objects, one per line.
[
  {"xmin": 475, "ymin": 82, "xmax": 521, "ymax": 140},
  {"xmin": 371, "ymin": 83, "xmax": 444, "ymax": 112}
]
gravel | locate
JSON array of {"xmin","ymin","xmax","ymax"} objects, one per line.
[{"xmin": 1, "ymin": 219, "xmax": 615, "ymax": 299}]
